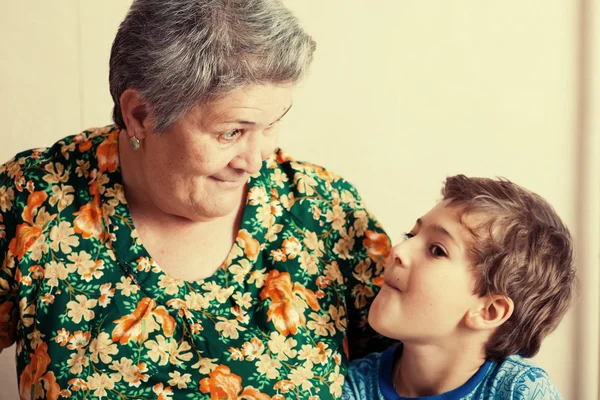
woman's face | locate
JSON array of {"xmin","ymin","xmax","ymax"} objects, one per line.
[{"xmin": 137, "ymin": 83, "xmax": 293, "ymax": 221}]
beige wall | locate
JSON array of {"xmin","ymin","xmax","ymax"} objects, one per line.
[{"xmin": 1, "ymin": 1, "xmax": 598, "ymax": 399}]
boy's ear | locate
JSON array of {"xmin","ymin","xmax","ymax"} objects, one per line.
[
  {"xmin": 465, "ymin": 295, "xmax": 514, "ymax": 331},
  {"xmin": 120, "ymin": 88, "xmax": 153, "ymax": 140}
]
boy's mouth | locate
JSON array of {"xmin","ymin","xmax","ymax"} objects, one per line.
[{"xmin": 383, "ymin": 277, "xmax": 403, "ymax": 292}]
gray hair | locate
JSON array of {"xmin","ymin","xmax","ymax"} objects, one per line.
[{"xmin": 109, "ymin": 0, "xmax": 316, "ymax": 133}]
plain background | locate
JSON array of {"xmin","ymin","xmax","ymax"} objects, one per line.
[{"xmin": 1, "ymin": 1, "xmax": 598, "ymax": 399}]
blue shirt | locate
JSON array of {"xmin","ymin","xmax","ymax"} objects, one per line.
[{"xmin": 343, "ymin": 345, "xmax": 562, "ymax": 400}]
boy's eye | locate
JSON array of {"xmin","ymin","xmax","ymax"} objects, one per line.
[
  {"xmin": 429, "ymin": 244, "xmax": 447, "ymax": 258},
  {"xmin": 221, "ymin": 129, "xmax": 242, "ymax": 141},
  {"xmin": 403, "ymin": 232, "xmax": 415, "ymax": 240}
]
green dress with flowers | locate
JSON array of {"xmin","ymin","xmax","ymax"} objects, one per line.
[{"xmin": 0, "ymin": 126, "xmax": 391, "ymax": 400}]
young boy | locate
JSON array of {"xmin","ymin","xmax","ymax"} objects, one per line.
[{"xmin": 343, "ymin": 175, "xmax": 575, "ymax": 399}]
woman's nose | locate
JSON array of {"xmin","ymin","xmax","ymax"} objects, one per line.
[{"xmin": 231, "ymin": 134, "xmax": 264, "ymax": 174}]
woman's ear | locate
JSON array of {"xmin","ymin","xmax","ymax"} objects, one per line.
[
  {"xmin": 120, "ymin": 88, "xmax": 152, "ymax": 140},
  {"xmin": 465, "ymin": 295, "xmax": 514, "ymax": 331}
]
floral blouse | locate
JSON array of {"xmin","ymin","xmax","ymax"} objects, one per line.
[{"xmin": 0, "ymin": 126, "xmax": 391, "ymax": 400}]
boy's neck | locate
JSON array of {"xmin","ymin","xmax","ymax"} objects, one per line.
[{"xmin": 394, "ymin": 340, "xmax": 487, "ymax": 397}]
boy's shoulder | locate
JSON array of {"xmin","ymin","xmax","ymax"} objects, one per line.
[
  {"xmin": 481, "ymin": 355, "xmax": 562, "ymax": 400},
  {"xmin": 348, "ymin": 351, "xmax": 383, "ymax": 374},
  {"xmin": 342, "ymin": 350, "xmax": 562, "ymax": 400},
  {"xmin": 343, "ymin": 350, "xmax": 387, "ymax": 400}
]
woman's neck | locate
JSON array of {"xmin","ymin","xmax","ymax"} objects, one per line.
[{"xmin": 394, "ymin": 341, "xmax": 487, "ymax": 397}]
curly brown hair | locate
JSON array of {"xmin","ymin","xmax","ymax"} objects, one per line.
[{"xmin": 442, "ymin": 175, "xmax": 576, "ymax": 361}]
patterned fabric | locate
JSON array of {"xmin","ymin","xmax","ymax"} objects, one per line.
[
  {"xmin": 343, "ymin": 345, "xmax": 562, "ymax": 400},
  {"xmin": 0, "ymin": 125, "xmax": 392, "ymax": 400}
]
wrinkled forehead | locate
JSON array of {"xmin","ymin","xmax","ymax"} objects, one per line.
[{"xmin": 191, "ymin": 84, "xmax": 294, "ymax": 125}]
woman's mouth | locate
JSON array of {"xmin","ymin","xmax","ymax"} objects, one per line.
[{"xmin": 211, "ymin": 176, "xmax": 248, "ymax": 186}]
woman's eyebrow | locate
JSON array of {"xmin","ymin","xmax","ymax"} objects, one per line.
[{"xmin": 221, "ymin": 104, "xmax": 293, "ymax": 126}]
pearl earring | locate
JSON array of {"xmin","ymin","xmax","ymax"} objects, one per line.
[{"xmin": 129, "ymin": 136, "xmax": 141, "ymax": 150}]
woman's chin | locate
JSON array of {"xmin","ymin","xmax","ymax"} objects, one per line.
[{"xmin": 187, "ymin": 192, "xmax": 244, "ymax": 221}]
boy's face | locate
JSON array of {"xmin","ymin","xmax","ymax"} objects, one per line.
[{"xmin": 369, "ymin": 201, "xmax": 482, "ymax": 343}]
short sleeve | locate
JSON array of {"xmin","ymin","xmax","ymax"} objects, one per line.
[
  {"xmin": 342, "ymin": 353, "xmax": 382, "ymax": 400},
  {"xmin": 510, "ymin": 368, "xmax": 563, "ymax": 400},
  {"xmin": 0, "ymin": 163, "xmax": 19, "ymax": 352},
  {"xmin": 334, "ymin": 182, "xmax": 395, "ymax": 360}
]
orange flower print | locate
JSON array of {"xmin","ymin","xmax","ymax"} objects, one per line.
[
  {"xmin": 363, "ymin": 230, "xmax": 391, "ymax": 262},
  {"xmin": 247, "ymin": 186, "xmax": 269, "ymax": 206},
  {"xmin": 199, "ymin": 365, "xmax": 242, "ymax": 399},
  {"xmin": 0, "ymin": 185, "xmax": 15, "ymax": 213},
  {"xmin": 78, "ymin": 139, "xmax": 93, "ymax": 153},
  {"xmin": 276, "ymin": 150, "xmax": 293, "ymax": 164},
  {"xmin": 8, "ymin": 191, "xmax": 51, "ymax": 260},
  {"xmin": 229, "ymin": 347, "xmax": 243, "ymax": 361},
  {"xmin": 306, "ymin": 163, "xmax": 337, "ymax": 183},
  {"xmin": 17, "ymin": 270, "xmax": 32, "ymax": 286},
  {"xmin": 41, "ymin": 293, "xmax": 55, "ymax": 305},
  {"xmin": 282, "ymin": 236, "xmax": 301, "ymax": 260},
  {"xmin": 41, "ymin": 372, "xmax": 60, "ymax": 400},
  {"xmin": 352, "ymin": 284, "xmax": 375, "ymax": 310},
  {"xmin": 28, "ymin": 265, "xmax": 44, "ymax": 279},
  {"xmin": 239, "ymin": 386, "xmax": 271, "ymax": 400},
  {"xmin": 14, "ymin": 170, "xmax": 26, "ymax": 192},
  {"xmin": 9, "ymin": 224, "xmax": 43, "ymax": 260},
  {"xmin": 98, "ymin": 283, "xmax": 115, "ymax": 308},
  {"xmin": 19, "ymin": 342, "xmax": 60, "ymax": 400},
  {"xmin": 312, "ymin": 205, "xmax": 321, "ymax": 220},
  {"xmin": 270, "ymin": 249, "xmax": 286, "ymax": 262},
  {"xmin": 67, "ymin": 377, "xmax": 87, "ymax": 392},
  {"xmin": 199, "ymin": 365, "xmax": 270, "ymax": 400},
  {"xmin": 259, "ymin": 270, "xmax": 320, "ymax": 336},
  {"xmin": 274, "ymin": 380, "xmax": 295, "ymax": 393},
  {"xmin": 153, "ymin": 383, "xmax": 174, "ymax": 400},
  {"xmin": 237, "ymin": 230, "xmax": 260, "ymax": 261},
  {"xmin": 73, "ymin": 200, "xmax": 104, "ymax": 240},
  {"xmin": 111, "ymin": 298, "xmax": 175, "ymax": 344},
  {"xmin": 241, "ymin": 338, "xmax": 265, "ymax": 361},
  {"xmin": 97, "ymin": 131, "xmax": 119, "ymax": 173},
  {"xmin": 73, "ymin": 131, "xmax": 91, "ymax": 152},
  {"xmin": 54, "ymin": 329, "xmax": 70, "ymax": 347}
]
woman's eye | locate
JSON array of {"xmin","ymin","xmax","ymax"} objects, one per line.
[
  {"xmin": 222, "ymin": 129, "xmax": 242, "ymax": 141},
  {"xmin": 430, "ymin": 244, "xmax": 447, "ymax": 258}
]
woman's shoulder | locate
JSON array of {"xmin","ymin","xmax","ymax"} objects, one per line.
[
  {"xmin": 0, "ymin": 125, "xmax": 119, "ymax": 215},
  {"xmin": 266, "ymin": 148, "xmax": 364, "ymax": 205},
  {"xmin": 1, "ymin": 125, "xmax": 118, "ymax": 182}
]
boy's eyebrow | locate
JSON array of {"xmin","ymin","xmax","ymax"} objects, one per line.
[{"xmin": 416, "ymin": 218, "xmax": 460, "ymax": 248}]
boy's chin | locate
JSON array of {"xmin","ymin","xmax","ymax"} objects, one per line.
[{"xmin": 368, "ymin": 299, "xmax": 400, "ymax": 340}]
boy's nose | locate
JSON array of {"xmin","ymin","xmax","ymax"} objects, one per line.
[
  {"xmin": 386, "ymin": 242, "xmax": 409, "ymax": 269},
  {"xmin": 386, "ymin": 244, "xmax": 403, "ymax": 267}
]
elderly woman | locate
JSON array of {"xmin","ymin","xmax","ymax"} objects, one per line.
[{"xmin": 0, "ymin": 0, "xmax": 390, "ymax": 399}]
